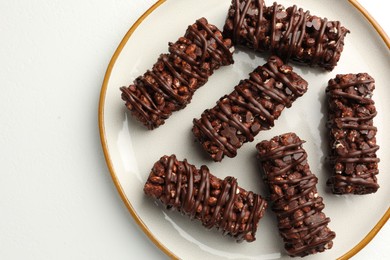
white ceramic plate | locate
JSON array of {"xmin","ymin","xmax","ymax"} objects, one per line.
[{"xmin": 99, "ymin": 0, "xmax": 390, "ymax": 259}]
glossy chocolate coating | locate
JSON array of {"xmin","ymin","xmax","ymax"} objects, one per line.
[
  {"xmin": 257, "ymin": 133, "xmax": 335, "ymax": 257},
  {"xmin": 326, "ymin": 73, "xmax": 380, "ymax": 194},
  {"xmin": 121, "ymin": 18, "xmax": 234, "ymax": 129},
  {"xmin": 144, "ymin": 155, "xmax": 267, "ymax": 242},
  {"xmin": 192, "ymin": 56, "xmax": 308, "ymax": 161},
  {"xmin": 223, "ymin": 0, "xmax": 349, "ymax": 70}
]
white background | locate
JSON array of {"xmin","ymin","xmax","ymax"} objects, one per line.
[{"xmin": 0, "ymin": 0, "xmax": 388, "ymax": 259}]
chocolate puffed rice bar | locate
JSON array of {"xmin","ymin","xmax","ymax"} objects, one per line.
[
  {"xmin": 121, "ymin": 18, "xmax": 234, "ymax": 129},
  {"xmin": 326, "ymin": 73, "xmax": 380, "ymax": 194},
  {"xmin": 144, "ymin": 155, "xmax": 267, "ymax": 242},
  {"xmin": 223, "ymin": 0, "xmax": 349, "ymax": 70},
  {"xmin": 256, "ymin": 133, "xmax": 335, "ymax": 257},
  {"xmin": 192, "ymin": 56, "xmax": 308, "ymax": 161}
]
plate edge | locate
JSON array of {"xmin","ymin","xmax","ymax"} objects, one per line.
[
  {"xmin": 98, "ymin": 0, "xmax": 178, "ymax": 259},
  {"xmin": 348, "ymin": 0, "xmax": 390, "ymax": 49}
]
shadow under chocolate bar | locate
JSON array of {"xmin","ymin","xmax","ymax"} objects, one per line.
[
  {"xmin": 223, "ymin": 0, "xmax": 349, "ymax": 70},
  {"xmin": 256, "ymin": 132, "xmax": 335, "ymax": 257},
  {"xmin": 326, "ymin": 73, "xmax": 380, "ymax": 194},
  {"xmin": 144, "ymin": 154, "xmax": 267, "ymax": 242},
  {"xmin": 121, "ymin": 18, "xmax": 234, "ymax": 130},
  {"xmin": 192, "ymin": 56, "xmax": 308, "ymax": 162}
]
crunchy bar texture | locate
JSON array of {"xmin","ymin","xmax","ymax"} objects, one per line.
[
  {"xmin": 121, "ymin": 18, "xmax": 234, "ymax": 129},
  {"xmin": 144, "ymin": 155, "xmax": 267, "ymax": 242},
  {"xmin": 192, "ymin": 56, "xmax": 308, "ymax": 161},
  {"xmin": 257, "ymin": 133, "xmax": 335, "ymax": 257},
  {"xmin": 326, "ymin": 73, "xmax": 380, "ymax": 194},
  {"xmin": 223, "ymin": 0, "xmax": 349, "ymax": 70}
]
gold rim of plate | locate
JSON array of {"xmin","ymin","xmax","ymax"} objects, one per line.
[{"xmin": 98, "ymin": 1, "xmax": 390, "ymax": 259}]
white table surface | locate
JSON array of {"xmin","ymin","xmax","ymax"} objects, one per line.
[{"xmin": 1, "ymin": 0, "xmax": 388, "ymax": 259}]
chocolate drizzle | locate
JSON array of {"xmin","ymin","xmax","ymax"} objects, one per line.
[
  {"xmin": 143, "ymin": 155, "xmax": 267, "ymax": 242},
  {"xmin": 192, "ymin": 56, "xmax": 308, "ymax": 162},
  {"xmin": 223, "ymin": 0, "xmax": 349, "ymax": 70},
  {"xmin": 257, "ymin": 133, "xmax": 335, "ymax": 257},
  {"xmin": 326, "ymin": 73, "xmax": 380, "ymax": 194},
  {"xmin": 121, "ymin": 18, "xmax": 234, "ymax": 129}
]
